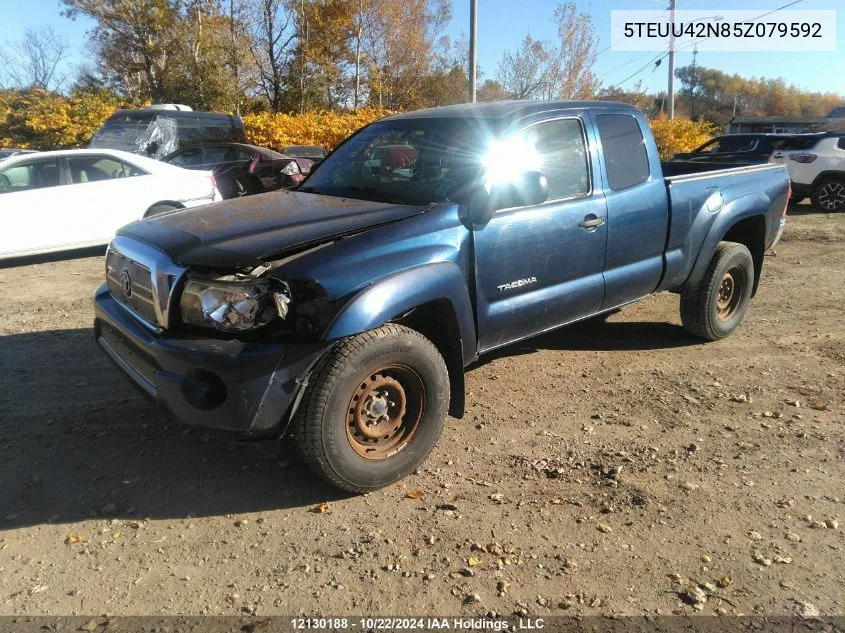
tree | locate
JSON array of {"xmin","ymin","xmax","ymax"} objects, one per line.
[
  {"xmin": 250, "ymin": 0, "xmax": 297, "ymax": 111},
  {"xmin": 62, "ymin": 0, "xmax": 182, "ymax": 103},
  {"xmin": 496, "ymin": 35, "xmax": 553, "ymax": 100},
  {"xmin": 362, "ymin": 0, "xmax": 452, "ymax": 110},
  {"xmin": 548, "ymin": 2, "xmax": 599, "ymax": 99},
  {"xmin": 0, "ymin": 27, "xmax": 70, "ymax": 91},
  {"xmin": 495, "ymin": 2, "xmax": 598, "ymax": 101},
  {"xmin": 596, "ymin": 81, "xmax": 658, "ymax": 117}
]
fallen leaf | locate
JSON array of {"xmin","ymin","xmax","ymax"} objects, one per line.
[
  {"xmin": 717, "ymin": 576, "xmax": 732, "ymax": 588},
  {"xmin": 811, "ymin": 402, "xmax": 827, "ymax": 411},
  {"xmin": 78, "ymin": 619, "xmax": 101, "ymax": 632},
  {"xmin": 596, "ymin": 522, "xmax": 612, "ymax": 534},
  {"xmin": 405, "ymin": 490, "xmax": 424, "ymax": 500},
  {"xmin": 467, "ymin": 555, "xmax": 483, "ymax": 566},
  {"xmin": 310, "ymin": 503, "xmax": 329, "ymax": 514},
  {"xmin": 64, "ymin": 533, "xmax": 84, "ymax": 545}
]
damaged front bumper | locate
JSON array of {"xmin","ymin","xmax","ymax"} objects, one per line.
[{"xmin": 93, "ymin": 283, "xmax": 327, "ymax": 436}]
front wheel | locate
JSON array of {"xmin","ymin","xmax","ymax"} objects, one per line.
[
  {"xmin": 811, "ymin": 178, "xmax": 845, "ymax": 211},
  {"xmin": 680, "ymin": 241, "xmax": 754, "ymax": 341},
  {"xmin": 293, "ymin": 324, "xmax": 450, "ymax": 493}
]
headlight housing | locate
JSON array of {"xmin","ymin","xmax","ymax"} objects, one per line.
[
  {"xmin": 180, "ymin": 277, "xmax": 290, "ymax": 333},
  {"xmin": 281, "ymin": 160, "xmax": 301, "ymax": 176}
]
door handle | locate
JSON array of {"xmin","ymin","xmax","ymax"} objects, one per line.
[{"xmin": 578, "ymin": 216, "xmax": 605, "ymax": 229}]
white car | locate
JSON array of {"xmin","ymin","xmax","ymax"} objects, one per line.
[
  {"xmin": 769, "ymin": 132, "xmax": 845, "ymax": 211},
  {"xmin": 0, "ymin": 149, "xmax": 221, "ymax": 260}
]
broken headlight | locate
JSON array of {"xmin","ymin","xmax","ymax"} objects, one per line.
[{"xmin": 179, "ymin": 277, "xmax": 291, "ymax": 333}]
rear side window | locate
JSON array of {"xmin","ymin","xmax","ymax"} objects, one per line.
[
  {"xmin": 67, "ymin": 156, "xmax": 144, "ymax": 183},
  {"xmin": 838, "ymin": 137, "xmax": 845, "ymax": 150},
  {"xmin": 202, "ymin": 146, "xmax": 238, "ymax": 162},
  {"xmin": 596, "ymin": 114, "xmax": 650, "ymax": 190},
  {"xmin": 0, "ymin": 159, "xmax": 59, "ymax": 194},
  {"xmin": 778, "ymin": 135, "xmax": 822, "ymax": 151}
]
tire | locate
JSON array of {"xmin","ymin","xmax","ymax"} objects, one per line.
[
  {"xmin": 293, "ymin": 324, "xmax": 450, "ymax": 493},
  {"xmin": 680, "ymin": 241, "xmax": 754, "ymax": 341},
  {"xmin": 810, "ymin": 178, "xmax": 845, "ymax": 211},
  {"xmin": 144, "ymin": 204, "xmax": 179, "ymax": 217}
]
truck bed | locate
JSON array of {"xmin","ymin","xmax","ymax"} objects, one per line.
[
  {"xmin": 657, "ymin": 161, "xmax": 789, "ymax": 293},
  {"xmin": 660, "ymin": 160, "xmax": 773, "ymax": 179}
]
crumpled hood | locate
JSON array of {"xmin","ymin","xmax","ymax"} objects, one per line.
[{"xmin": 117, "ymin": 190, "xmax": 428, "ymax": 268}]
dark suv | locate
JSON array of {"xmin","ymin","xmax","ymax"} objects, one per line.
[
  {"xmin": 89, "ymin": 106, "xmax": 245, "ymax": 160},
  {"xmin": 672, "ymin": 134, "xmax": 790, "ymax": 164}
]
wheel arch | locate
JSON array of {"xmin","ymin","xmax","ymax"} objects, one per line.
[
  {"xmin": 323, "ymin": 262, "xmax": 477, "ymax": 419},
  {"xmin": 811, "ymin": 170, "xmax": 845, "ymax": 188},
  {"xmin": 684, "ymin": 212, "xmax": 767, "ymax": 297},
  {"xmin": 143, "ymin": 201, "xmax": 185, "ymax": 217}
]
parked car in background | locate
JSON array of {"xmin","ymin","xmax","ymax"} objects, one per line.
[
  {"xmin": 769, "ymin": 132, "xmax": 845, "ymax": 210},
  {"xmin": 163, "ymin": 142, "xmax": 309, "ymax": 198},
  {"xmin": 0, "ymin": 149, "xmax": 220, "ymax": 261},
  {"xmin": 94, "ymin": 100, "xmax": 789, "ymax": 493},
  {"xmin": 88, "ymin": 104, "xmax": 245, "ymax": 160},
  {"xmin": 0, "ymin": 148, "xmax": 37, "ymax": 161},
  {"xmin": 672, "ymin": 134, "xmax": 790, "ymax": 164}
]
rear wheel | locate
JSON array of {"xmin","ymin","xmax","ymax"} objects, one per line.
[
  {"xmin": 811, "ymin": 178, "xmax": 845, "ymax": 211},
  {"xmin": 293, "ymin": 324, "xmax": 450, "ymax": 493},
  {"xmin": 680, "ymin": 241, "xmax": 754, "ymax": 341}
]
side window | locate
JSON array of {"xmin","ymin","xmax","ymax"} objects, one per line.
[
  {"xmin": 837, "ymin": 137, "xmax": 845, "ymax": 150},
  {"xmin": 236, "ymin": 149, "xmax": 253, "ymax": 161},
  {"xmin": 0, "ymin": 159, "xmax": 59, "ymax": 194},
  {"xmin": 515, "ymin": 118, "xmax": 590, "ymax": 199},
  {"xmin": 67, "ymin": 156, "xmax": 136, "ymax": 184},
  {"xmin": 168, "ymin": 148, "xmax": 202, "ymax": 166},
  {"xmin": 596, "ymin": 114, "xmax": 650, "ymax": 191},
  {"xmin": 202, "ymin": 146, "xmax": 237, "ymax": 162}
]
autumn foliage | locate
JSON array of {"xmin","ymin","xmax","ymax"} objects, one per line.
[
  {"xmin": 242, "ymin": 108, "xmax": 391, "ymax": 151},
  {"xmin": 2, "ymin": 88, "xmax": 718, "ymax": 160},
  {"xmin": 649, "ymin": 117, "xmax": 720, "ymax": 161},
  {"xmin": 0, "ymin": 89, "xmax": 128, "ymax": 150}
]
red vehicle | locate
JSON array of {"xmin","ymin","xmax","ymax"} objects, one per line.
[{"xmin": 163, "ymin": 143, "xmax": 312, "ymax": 198}]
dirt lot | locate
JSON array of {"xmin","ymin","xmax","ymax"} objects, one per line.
[{"xmin": 1, "ymin": 206, "xmax": 844, "ymax": 618}]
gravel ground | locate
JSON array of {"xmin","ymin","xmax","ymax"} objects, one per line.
[{"xmin": 1, "ymin": 205, "xmax": 843, "ymax": 618}]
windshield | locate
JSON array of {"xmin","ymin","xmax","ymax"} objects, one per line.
[
  {"xmin": 89, "ymin": 112, "xmax": 157, "ymax": 152},
  {"xmin": 300, "ymin": 117, "xmax": 499, "ymax": 205}
]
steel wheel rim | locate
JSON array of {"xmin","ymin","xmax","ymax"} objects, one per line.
[
  {"xmin": 818, "ymin": 183, "xmax": 845, "ymax": 210},
  {"xmin": 716, "ymin": 266, "xmax": 745, "ymax": 321},
  {"xmin": 346, "ymin": 364, "xmax": 425, "ymax": 460}
]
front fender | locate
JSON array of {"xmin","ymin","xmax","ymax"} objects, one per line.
[{"xmin": 324, "ymin": 261, "xmax": 477, "ymax": 365}]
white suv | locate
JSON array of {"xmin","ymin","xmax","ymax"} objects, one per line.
[{"xmin": 770, "ymin": 133, "xmax": 845, "ymax": 211}]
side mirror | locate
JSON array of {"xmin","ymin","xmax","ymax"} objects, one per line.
[{"xmin": 468, "ymin": 170, "xmax": 549, "ymax": 227}]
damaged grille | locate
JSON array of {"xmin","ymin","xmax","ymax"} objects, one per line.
[{"xmin": 106, "ymin": 249, "xmax": 159, "ymax": 326}]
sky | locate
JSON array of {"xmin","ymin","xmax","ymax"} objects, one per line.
[{"xmin": 1, "ymin": 0, "xmax": 843, "ymax": 97}]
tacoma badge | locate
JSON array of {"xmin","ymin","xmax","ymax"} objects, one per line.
[{"xmin": 497, "ymin": 277, "xmax": 537, "ymax": 293}]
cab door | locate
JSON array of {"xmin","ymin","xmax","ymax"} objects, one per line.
[
  {"xmin": 0, "ymin": 157, "xmax": 63, "ymax": 257},
  {"xmin": 61, "ymin": 154, "xmax": 151, "ymax": 246},
  {"xmin": 473, "ymin": 114, "xmax": 608, "ymax": 352}
]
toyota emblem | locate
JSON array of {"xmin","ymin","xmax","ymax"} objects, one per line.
[{"xmin": 120, "ymin": 269, "xmax": 132, "ymax": 297}]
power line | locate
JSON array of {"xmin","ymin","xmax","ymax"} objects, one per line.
[{"xmin": 606, "ymin": 0, "xmax": 809, "ymax": 88}]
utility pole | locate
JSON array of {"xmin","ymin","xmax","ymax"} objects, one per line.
[
  {"xmin": 667, "ymin": 0, "xmax": 676, "ymax": 120},
  {"xmin": 469, "ymin": 0, "xmax": 478, "ymax": 103}
]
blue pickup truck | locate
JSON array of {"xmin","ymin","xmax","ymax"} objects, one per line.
[{"xmin": 94, "ymin": 101, "xmax": 789, "ymax": 492}]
